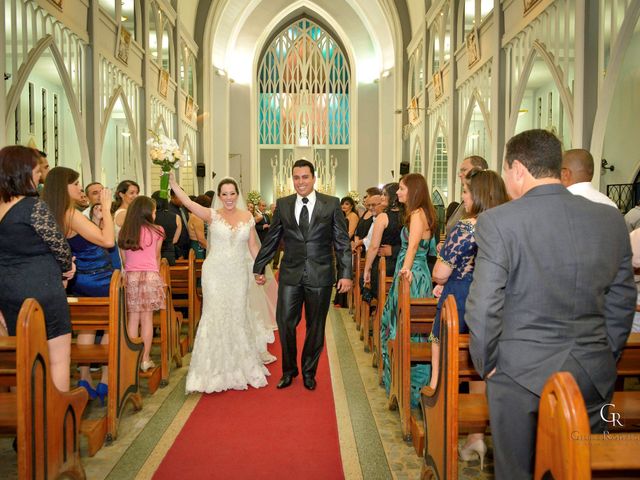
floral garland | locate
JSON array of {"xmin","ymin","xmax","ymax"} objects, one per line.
[{"xmin": 147, "ymin": 130, "xmax": 181, "ymax": 199}]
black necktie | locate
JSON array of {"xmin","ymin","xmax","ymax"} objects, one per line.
[{"xmin": 299, "ymin": 197, "xmax": 309, "ymax": 238}]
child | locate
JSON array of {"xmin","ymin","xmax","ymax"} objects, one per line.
[{"xmin": 118, "ymin": 196, "xmax": 166, "ymax": 371}]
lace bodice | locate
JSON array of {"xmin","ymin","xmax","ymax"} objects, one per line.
[{"xmin": 207, "ymin": 210, "xmax": 255, "ymax": 262}]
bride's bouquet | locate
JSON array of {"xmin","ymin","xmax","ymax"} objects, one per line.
[{"xmin": 147, "ymin": 130, "xmax": 181, "ymax": 199}]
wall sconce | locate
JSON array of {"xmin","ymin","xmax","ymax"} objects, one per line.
[{"xmin": 601, "ymin": 159, "xmax": 614, "ymax": 172}]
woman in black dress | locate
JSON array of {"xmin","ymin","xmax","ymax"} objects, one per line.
[
  {"xmin": 0, "ymin": 146, "xmax": 75, "ymax": 391},
  {"xmin": 152, "ymin": 191, "xmax": 182, "ymax": 265}
]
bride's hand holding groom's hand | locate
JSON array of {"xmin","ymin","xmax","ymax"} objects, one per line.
[{"xmin": 254, "ymin": 274, "xmax": 266, "ymax": 285}]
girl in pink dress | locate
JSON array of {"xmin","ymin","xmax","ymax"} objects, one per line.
[{"xmin": 118, "ymin": 196, "xmax": 166, "ymax": 371}]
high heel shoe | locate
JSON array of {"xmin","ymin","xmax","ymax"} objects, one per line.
[
  {"xmin": 95, "ymin": 383, "xmax": 108, "ymax": 406},
  {"xmin": 458, "ymin": 438, "xmax": 487, "ymax": 471},
  {"xmin": 78, "ymin": 380, "xmax": 97, "ymax": 400}
]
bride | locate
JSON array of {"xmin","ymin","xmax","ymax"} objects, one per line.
[{"xmin": 169, "ymin": 173, "xmax": 275, "ymax": 393}]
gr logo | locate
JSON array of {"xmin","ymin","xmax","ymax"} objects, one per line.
[{"xmin": 600, "ymin": 404, "xmax": 623, "ymax": 428}]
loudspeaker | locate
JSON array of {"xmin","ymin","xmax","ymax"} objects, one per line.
[
  {"xmin": 399, "ymin": 162, "xmax": 410, "ymax": 175},
  {"xmin": 196, "ymin": 163, "xmax": 206, "ymax": 177}
]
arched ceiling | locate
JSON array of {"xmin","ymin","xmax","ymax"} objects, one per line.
[{"xmin": 205, "ymin": 0, "xmax": 399, "ymax": 84}]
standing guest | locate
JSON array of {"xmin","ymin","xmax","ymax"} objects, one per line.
[
  {"xmin": 625, "ymin": 202, "xmax": 640, "ymax": 232},
  {"xmin": 83, "ymin": 182, "xmax": 103, "ymax": 217},
  {"xmin": 42, "ymin": 167, "xmax": 115, "ymax": 403},
  {"xmin": 253, "ymin": 159, "xmax": 352, "ymax": 390},
  {"xmin": 428, "ymin": 169, "xmax": 509, "ymax": 469},
  {"xmin": 363, "ymin": 183, "xmax": 403, "ymax": 301},
  {"xmin": 76, "ymin": 189, "xmax": 90, "ymax": 210},
  {"xmin": 254, "ymin": 199, "xmax": 271, "ymax": 243},
  {"xmin": 112, "ymin": 180, "xmax": 140, "ymax": 233},
  {"xmin": 89, "ymin": 203, "xmax": 104, "ymax": 228},
  {"xmin": 466, "ymin": 129, "xmax": 635, "ymax": 479},
  {"xmin": 119, "ymin": 196, "xmax": 166, "ymax": 372},
  {"xmin": 379, "ymin": 174, "xmax": 437, "ymax": 406},
  {"xmin": 204, "ymin": 190, "xmax": 215, "ymax": 201},
  {"xmin": 561, "ymin": 149, "xmax": 618, "ymax": 208},
  {"xmin": 444, "ymin": 156, "xmax": 488, "ymax": 237},
  {"xmin": 169, "ymin": 188, "xmax": 191, "ymax": 258},
  {"xmin": 334, "ymin": 196, "xmax": 360, "ymax": 308},
  {"xmin": 35, "ymin": 149, "xmax": 50, "ymax": 195},
  {"xmin": 0, "ymin": 146, "xmax": 75, "ymax": 391},
  {"xmin": 629, "ymin": 227, "xmax": 640, "ymax": 333},
  {"xmin": 151, "ymin": 191, "xmax": 182, "ymax": 266},
  {"xmin": 187, "ymin": 195, "xmax": 211, "ymax": 259},
  {"xmin": 353, "ymin": 187, "xmax": 382, "ymax": 252}
]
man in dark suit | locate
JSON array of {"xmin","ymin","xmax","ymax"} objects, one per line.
[
  {"xmin": 466, "ymin": 129, "xmax": 635, "ymax": 479},
  {"xmin": 253, "ymin": 159, "xmax": 352, "ymax": 390},
  {"xmin": 254, "ymin": 199, "xmax": 270, "ymax": 243}
]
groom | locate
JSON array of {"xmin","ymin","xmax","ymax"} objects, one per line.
[{"xmin": 253, "ymin": 159, "xmax": 352, "ymax": 390}]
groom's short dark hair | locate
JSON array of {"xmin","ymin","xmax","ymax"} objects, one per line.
[{"xmin": 292, "ymin": 159, "xmax": 315, "ymax": 177}]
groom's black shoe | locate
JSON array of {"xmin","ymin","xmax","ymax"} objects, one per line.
[
  {"xmin": 303, "ymin": 376, "xmax": 316, "ymax": 391},
  {"xmin": 277, "ymin": 372, "xmax": 298, "ymax": 389}
]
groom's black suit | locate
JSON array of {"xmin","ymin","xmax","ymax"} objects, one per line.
[{"xmin": 253, "ymin": 191, "xmax": 352, "ymax": 379}]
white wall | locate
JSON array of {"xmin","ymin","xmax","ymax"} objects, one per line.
[
  {"xmin": 228, "ymin": 82, "xmax": 252, "ymax": 193},
  {"xmin": 357, "ymin": 82, "xmax": 380, "ymax": 192}
]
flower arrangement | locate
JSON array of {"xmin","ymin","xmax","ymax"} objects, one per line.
[
  {"xmin": 147, "ymin": 130, "xmax": 182, "ymax": 199},
  {"xmin": 246, "ymin": 190, "xmax": 262, "ymax": 206},
  {"xmin": 347, "ymin": 190, "xmax": 361, "ymax": 205}
]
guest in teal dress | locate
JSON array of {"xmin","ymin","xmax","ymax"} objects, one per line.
[
  {"xmin": 43, "ymin": 167, "xmax": 116, "ymax": 404},
  {"xmin": 428, "ymin": 169, "xmax": 509, "ymax": 467},
  {"xmin": 380, "ymin": 173, "xmax": 438, "ymax": 407}
]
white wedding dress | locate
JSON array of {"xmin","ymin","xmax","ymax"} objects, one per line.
[{"xmin": 186, "ymin": 210, "xmax": 274, "ymax": 393}]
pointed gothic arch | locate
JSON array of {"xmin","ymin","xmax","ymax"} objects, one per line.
[
  {"xmin": 459, "ymin": 89, "xmax": 491, "ymax": 160},
  {"xmin": 180, "ymin": 134, "xmax": 197, "ymax": 195},
  {"xmin": 4, "ymin": 35, "xmax": 90, "ymax": 181},
  {"xmin": 507, "ymin": 41, "xmax": 574, "ymax": 140}
]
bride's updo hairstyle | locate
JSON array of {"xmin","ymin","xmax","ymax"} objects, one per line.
[{"xmin": 217, "ymin": 178, "xmax": 239, "ymax": 195}]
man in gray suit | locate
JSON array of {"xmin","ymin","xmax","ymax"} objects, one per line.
[{"xmin": 466, "ymin": 129, "xmax": 635, "ymax": 479}]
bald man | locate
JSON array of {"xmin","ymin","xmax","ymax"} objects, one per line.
[{"xmin": 561, "ymin": 149, "xmax": 618, "ymax": 209}]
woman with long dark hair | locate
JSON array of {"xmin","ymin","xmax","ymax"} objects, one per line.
[
  {"xmin": 42, "ymin": 166, "xmax": 115, "ymax": 402},
  {"xmin": 379, "ymin": 173, "xmax": 437, "ymax": 407}
]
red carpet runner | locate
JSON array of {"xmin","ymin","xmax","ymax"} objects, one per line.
[{"xmin": 153, "ymin": 322, "xmax": 345, "ymax": 479}]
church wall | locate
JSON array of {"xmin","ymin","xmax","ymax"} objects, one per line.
[
  {"xmin": 357, "ymin": 83, "xmax": 380, "ymax": 191},
  {"xmin": 229, "ymin": 82, "xmax": 252, "ymax": 194}
]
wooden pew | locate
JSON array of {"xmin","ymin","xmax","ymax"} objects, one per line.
[
  {"xmin": 419, "ymin": 295, "xmax": 489, "ymax": 479},
  {"xmin": 154, "ymin": 259, "xmax": 184, "ymax": 385},
  {"xmin": 68, "ymin": 269, "xmax": 143, "ymax": 448},
  {"xmin": 388, "ymin": 276, "xmax": 438, "ymax": 445},
  {"xmin": 535, "ymin": 371, "xmax": 640, "ymax": 479},
  {"xmin": 372, "ymin": 255, "xmax": 393, "ymax": 372},
  {"xmin": 0, "ymin": 299, "xmax": 88, "ymax": 479},
  {"xmin": 171, "ymin": 249, "xmax": 201, "ymax": 350}
]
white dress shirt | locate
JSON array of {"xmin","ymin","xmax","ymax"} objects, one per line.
[
  {"xmin": 294, "ymin": 190, "xmax": 317, "ymax": 224},
  {"xmin": 567, "ymin": 182, "xmax": 618, "ymax": 209}
]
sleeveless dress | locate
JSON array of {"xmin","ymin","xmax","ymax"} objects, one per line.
[
  {"xmin": 67, "ymin": 234, "xmax": 114, "ymax": 297},
  {"xmin": 186, "ymin": 210, "xmax": 273, "ymax": 393},
  {"xmin": 380, "ymin": 226, "xmax": 433, "ymax": 407},
  {"xmin": 429, "ymin": 219, "xmax": 477, "ymax": 342}
]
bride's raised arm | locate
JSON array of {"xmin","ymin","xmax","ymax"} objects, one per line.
[{"xmin": 168, "ymin": 171, "xmax": 212, "ymax": 223}]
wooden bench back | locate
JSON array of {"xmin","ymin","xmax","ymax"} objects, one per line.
[
  {"xmin": 170, "ymin": 249, "xmax": 199, "ymax": 349},
  {"xmin": 389, "ymin": 276, "xmax": 438, "ymax": 440},
  {"xmin": 535, "ymin": 371, "xmax": 640, "ymax": 479},
  {"xmin": 158, "ymin": 259, "xmax": 183, "ymax": 382},
  {"xmin": 11, "ymin": 299, "xmax": 88, "ymax": 479},
  {"xmin": 420, "ymin": 294, "xmax": 460, "ymax": 479},
  {"xmin": 68, "ymin": 270, "xmax": 143, "ymax": 441},
  {"xmin": 353, "ymin": 247, "xmax": 362, "ymax": 326},
  {"xmin": 373, "ymin": 256, "xmax": 394, "ymax": 376}
]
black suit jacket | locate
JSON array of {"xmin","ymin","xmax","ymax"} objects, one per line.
[
  {"xmin": 253, "ymin": 192, "xmax": 352, "ymax": 287},
  {"xmin": 255, "ymin": 211, "xmax": 270, "ymax": 243}
]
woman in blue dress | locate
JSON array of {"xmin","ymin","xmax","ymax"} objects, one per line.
[
  {"xmin": 428, "ymin": 169, "xmax": 509, "ymax": 469},
  {"xmin": 380, "ymin": 173, "xmax": 438, "ymax": 408},
  {"xmin": 43, "ymin": 167, "xmax": 116, "ymax": 403}
]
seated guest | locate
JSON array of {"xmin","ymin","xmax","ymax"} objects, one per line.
[
  {"xmin": 0, "ymin": 146, "xmax": 75, "ymax": 391},
  {"xmin": 379, "ymin": 174, "xmax": 437, "ymax": 407},
  {"xmin": 363, "ymin": 183, "xmax": 403, "ymax": 300},
  {"xmin": 43, "ymin": 167, "xmax": 116, "ymax": 402},
  {"xmin": 429, "ymin": 169, "xmax": 509, "ymax": 468},
  {"xmin": 152, "ymin": 191, "xmax": 182, "ymax": 266},
  {"xmin": 561, "ymin": 149, "xmax": 618, "ymax": 208},
  {"xmin": 466, "ymin": 129, "xmax": 635, "ymax": 479},
  {"xmin": 187, "ymin": 194, "xmax": 211, "ymax": 259}
]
